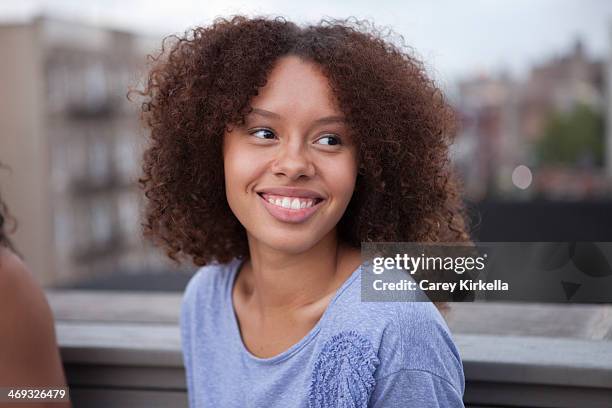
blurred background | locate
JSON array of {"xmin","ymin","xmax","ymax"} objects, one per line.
[{"xmin": 0, "ymin": 0, "xmax": 611, "ymax": 291}]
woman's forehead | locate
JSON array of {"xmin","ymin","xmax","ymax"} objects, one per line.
[{"xmin": 249, "ymin": 55, "xmax": 343, "ymax": 118}]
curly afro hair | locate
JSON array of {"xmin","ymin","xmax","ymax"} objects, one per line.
[{"xmin": 136, "ymin": 15, "xmax": 470, "ymax": 267}]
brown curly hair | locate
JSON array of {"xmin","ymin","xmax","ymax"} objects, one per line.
[
  {"xmin": 0, "ymin": 164, "xmax": 17, "ymax": 253},
  {"xmin": 136, "ymin": 15, "xmax": 470, "ymax": 267}
]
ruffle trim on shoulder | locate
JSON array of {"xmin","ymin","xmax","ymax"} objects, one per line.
[{"xmin": 308, "ymin": 330, "xmax": 380, "ymax": 408}]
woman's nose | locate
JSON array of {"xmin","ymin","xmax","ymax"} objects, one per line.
[{"xmin": 271, "ymin": 139, "xmax": 315, "ymax": 180}]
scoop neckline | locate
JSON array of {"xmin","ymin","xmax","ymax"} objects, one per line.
[{"xmin": 225, "ymin": 257, "xmax": 362, "ymax": 365}]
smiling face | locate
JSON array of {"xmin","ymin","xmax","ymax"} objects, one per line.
[{"xmin": 223, "ymin": 55, "xmax": 358, "ymax": 255}]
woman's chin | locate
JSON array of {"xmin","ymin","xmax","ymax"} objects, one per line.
[
  {"xmin": 250, "ymin": 232, "xmax": 320, "ymax": 255},
  {"xmin": 269, "ymin": 240, "xmax": 317, "ymax": 255}
]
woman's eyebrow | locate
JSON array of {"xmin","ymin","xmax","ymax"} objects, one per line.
[
  {"xmin": 250, "ymin": 108, "xmax": 281, "ymax": 119},
  {"xmin": 250, "ymin": 108, "xmax": 346, "ymax": 125}
]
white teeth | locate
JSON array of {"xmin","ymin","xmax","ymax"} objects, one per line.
[{"xmin": 263, "ymin": 194, "xmax": 320, "ymax": 210}]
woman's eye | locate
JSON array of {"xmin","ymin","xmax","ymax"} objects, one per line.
[
  {"xmin": 250, "ymin": 129, "xmax": 275, "ymax": 139},
  {"xmin": 317, "ymin": 135, "xmax": 341, "ymax": 146}
]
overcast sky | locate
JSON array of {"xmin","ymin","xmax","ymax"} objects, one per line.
[{"xmin": 2, "ymin": 0, "xmax": 611, "ymax": 85}]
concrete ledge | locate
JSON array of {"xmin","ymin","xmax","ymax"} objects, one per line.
[
  {"xmin": 50, "ymin": 291, "xmax": 612, "ymax": 407},
  {"xmin": 457, "ymin": 334, "xmax": 612, "ymax": 407},
  {"xmin": 457, "ymin": 334, "xmax": 612, "ymax": 388}
]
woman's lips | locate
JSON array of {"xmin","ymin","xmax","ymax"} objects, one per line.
[{"xmin": 258, "ymin": 193, "xmax": 324, "ymax": 224}]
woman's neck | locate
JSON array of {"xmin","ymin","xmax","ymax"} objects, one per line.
[{"xmin": 235, "ymin": 230, "xmax": 361, "ymax": 318}]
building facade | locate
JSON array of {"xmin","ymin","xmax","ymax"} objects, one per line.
[{"xmin": 0, "ymin": 17, "xmax": 177, "ymax": 286}]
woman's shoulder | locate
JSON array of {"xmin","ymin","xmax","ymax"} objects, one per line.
[
  {"xmin": 381, "ymin": 301, "xmax": 463, "ymax": 387},
  {"xmin": 0, "ymin": 247, "xmax": 68, "ymax": 389},
  {"xmin": 328, "ymin": 273, "xmax": 464, "ymax": 389},
  {"xmin": 0, "ymin": 247, "xmax": 47, "ymax": 317},
  {"xmin": 181, "ymin": 258, "xmax": 240, "ymax": 313}
]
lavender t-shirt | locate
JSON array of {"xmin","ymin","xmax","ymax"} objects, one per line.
[{"xmin": 180, "ymin": 257, "xmax": 465, "ymax": 407}]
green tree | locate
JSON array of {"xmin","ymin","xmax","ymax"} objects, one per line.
[{"xmin": 535, "ymin": 103, "xmax": 604, "ymax": 168}]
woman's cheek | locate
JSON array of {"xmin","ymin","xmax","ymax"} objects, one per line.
[
  {"xmin": 224, "ymin": 147, "xmax": 266, "ymax": 220},
  {"xmin": 326, "ymin": 155, "xmax": 358, "ymax": 200}
]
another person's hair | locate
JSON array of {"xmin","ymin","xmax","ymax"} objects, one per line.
[
  {"xmin": 0, "ymin": 164, "xmax": 16, "ymax": 252},
  {"xmin": 0, "ymin": 196, "xmax": 15, "ymax": 251},
  {"xmin": 136, "ymin": 16, "xmax": 470, "ymax": 266}
]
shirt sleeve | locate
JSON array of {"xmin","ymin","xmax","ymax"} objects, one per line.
[{"xmin": 369, "ymin": 368, "xmax": 465, "ymax": 408}]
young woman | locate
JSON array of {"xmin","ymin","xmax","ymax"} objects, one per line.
[
  {"xmin": 139, "ymin": 16, "xmax": 469, "ymax": 407},
  {"xmin": 0, "ymin": 190, "xmax": 70, "ymax": 407}
]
